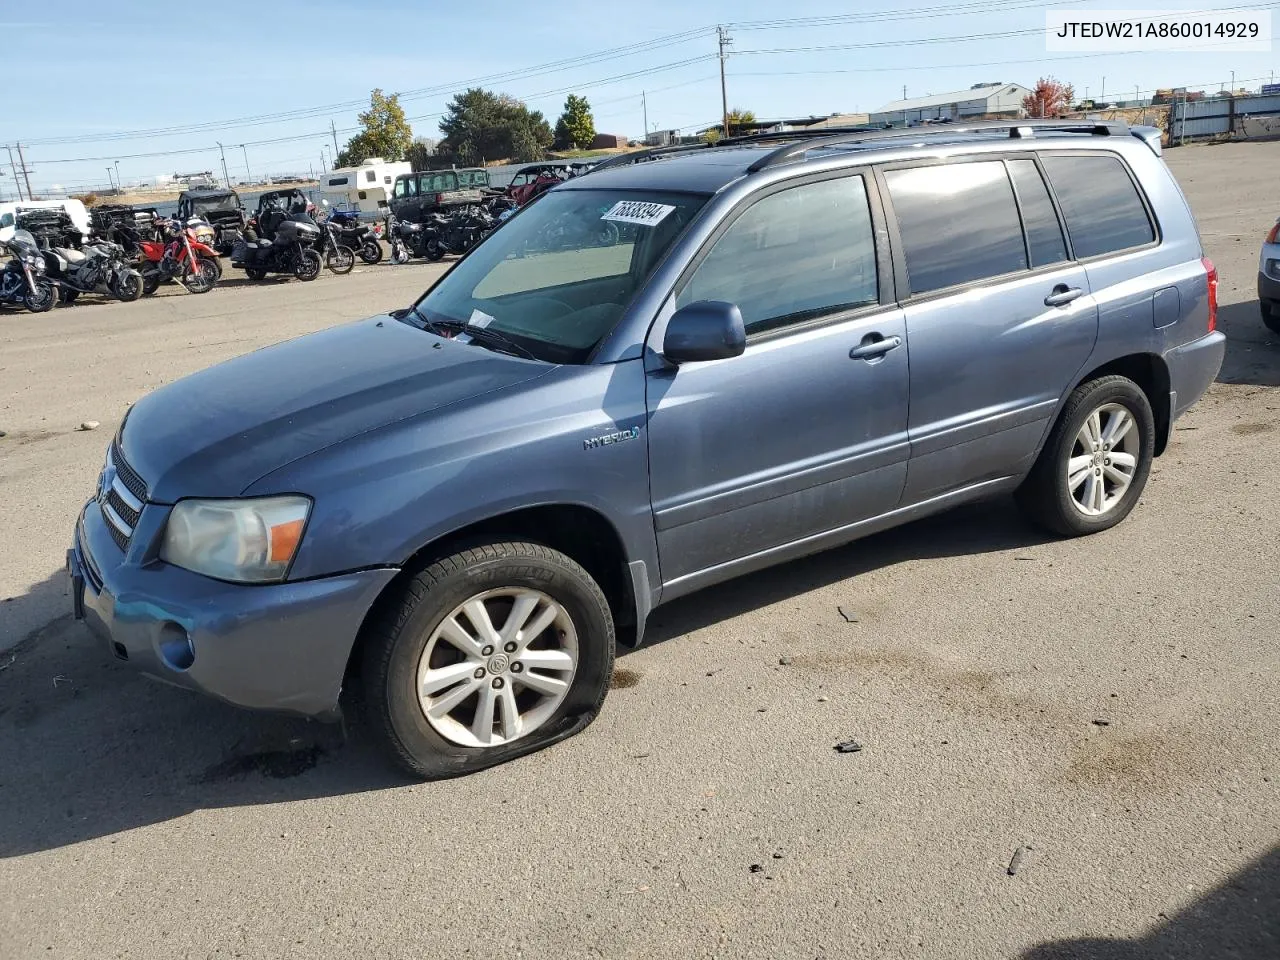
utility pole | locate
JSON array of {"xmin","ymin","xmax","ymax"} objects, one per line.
[
  {"xmin": 216, "ymin": 141, "xmax": 231, "ymax": 187},
  {"xmin": 330, "ymin": 119, "xmax": 340, "ymax": 157},
  {"xmin": 15, "ymin": 143, "xmax": 33, "ymax": 200},
  {"xmin": 717, "ymin": 26, "xmax": 731, "ymax": 137},
  {"xmin": 114, "ymin": 160, "xmax": 121, "ymax": 192},
  {"xmin": 1101, "ymin": 76, "xmax": 1106, "ymax": 102},
  {"xmin": 320, "ymin": 150, "xmax": 327, "ymax": 174},
  {"xmin": 105, "ymin": 167, "xmax": 115, "ymax": 193},
  {"xmin": 241, "ymin": 144, "xmax": 251, "ymax": 183},
  {"xmin": 1230, "ymin": 69, "xmax": 1235, "ymax": 92},
  {"xmin": 5, "ymin": 145, "xmax": 24, "ymax": 201},
  {"xmin": 642, "ymin": 90, "xmax": 648, "ymax": 139}
]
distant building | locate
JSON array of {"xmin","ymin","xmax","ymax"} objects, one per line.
[
  {"xmin": 590, "ymin": 133, "xmax": 628, "ymax": 149},
  {"xmin": 869, "ymin": 83, "xmax": 1031, "ymax": 127},
  {"xmin": 696, "ymin": 113, "xmax": 873, "ymax": 138}
]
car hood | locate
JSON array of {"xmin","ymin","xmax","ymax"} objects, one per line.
[{"xmin": 120, "ymin": 315, "xmax": 553, "ymax": 502}]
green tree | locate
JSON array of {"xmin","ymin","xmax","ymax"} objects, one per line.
[
  {"xmin": 553, "ymin": 94, "xmax": 596, "ymax": 150},
  {"xmin": 725, "ymin": 108, "xmax": 756, "ymax": 137},
  {"xmin": 439, "ymin": 88, "xmax": 552, "ymax": 163},
  {"xmin": 335, "ymin": 89, "xmax": 413, "ymax": 166}
]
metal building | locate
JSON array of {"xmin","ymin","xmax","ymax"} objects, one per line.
[{"xmin": 870, "ymin": 83, "xmax": 1031, "ymax": 127}]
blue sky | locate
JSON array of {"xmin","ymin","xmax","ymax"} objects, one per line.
[{"xmin": 2, "ymin": 0, "xmax": 1276, "ymax": 194}]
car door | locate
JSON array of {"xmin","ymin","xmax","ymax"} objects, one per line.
[
  {"xmin": 645, "ymin": 171, "xmax": 911, "ymax": 591},
  {"xmin": 878, "ymin": 156, "xmax": 1099, "ymax": 503}
]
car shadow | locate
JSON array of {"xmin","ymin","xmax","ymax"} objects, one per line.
[
  {"xmin": 1, "ymin": 497, "xmax": 1047, "ymax": 858},
  {"xmin": 640, "ymin": 496, "xmax": 1052, "ymax": 646},
  {"xmin": 1218, "ymin": 299, "xmax": 1280, "ymax": 387},
  {"xmin": 1020, "ymin": 843, "xmax": 1280, "ymax": 959}
]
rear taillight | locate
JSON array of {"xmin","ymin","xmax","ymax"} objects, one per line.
[
  {"xmin": 1201, "ymin": 257, "xmax": 1218, "ymax": 333},
  {"xmin": 1266, "ymin": 221, "xmax": 1280, "ymax": 244}
]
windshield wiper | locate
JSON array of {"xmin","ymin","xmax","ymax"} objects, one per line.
[{"xmin": 403, "ymin": 305, "xmax": 539, "ymax": 361}]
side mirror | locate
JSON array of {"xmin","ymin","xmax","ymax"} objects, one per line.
[{"xmin": 663, "ymin": 300, "xmax": 747, "ymax": 363}]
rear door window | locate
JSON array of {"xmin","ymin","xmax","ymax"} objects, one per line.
[
  {"xmin": 1040, "ymin": 155, "xmax": 1155, "ymax": 258},
  {"xmin": 885, "ymin": 161, "xmax": 1028, "ymax": 295},
  {"xmin": 1008, "ymin": 159, "xmax": 1069, "ymax": 268}
]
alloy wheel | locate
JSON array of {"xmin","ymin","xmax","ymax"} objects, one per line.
[
  {"xmin": 415, "ymin": 587, "xmax": 578, "ymax": 748},
  {"xmin": 1066, "ymin": 402, "xmax": 1140, "ymax": 516}
]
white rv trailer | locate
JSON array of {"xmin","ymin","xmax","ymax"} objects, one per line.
[{"xmin": 318, "ymin": 157, "xmax": 411, "ymax": 220}]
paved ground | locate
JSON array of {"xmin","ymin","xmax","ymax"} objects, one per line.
[{"xmin": 1, "ymin": 143, "xmax": 1277, "ymax": 959}]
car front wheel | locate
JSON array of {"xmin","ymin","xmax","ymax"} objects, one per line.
[
  {"xmin": 360, "ymin": 541, "xmax": 615, "ymax": 779},
  {"xmin": 1016, "ymin": 375, "xmax": 1155, "ymax": 537}
]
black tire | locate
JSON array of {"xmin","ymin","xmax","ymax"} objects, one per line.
[
  {"xmin": 1016, "ymin": 375, "xmax": 1155, "ymax": 537},
  {"xmin": 359, "ymin": 541, "xmax": 616, "ymax": 780},
  {"xmin": 141, "ymin": 275, "xmax": 161, "ymax": 296},
  {"xmin": 295, "ymin": 249, "xmax": 322, "ymax": 281},
  {"xmin": 326, "ymin": 245, "xmax": 355, "ymax": 275},
  {"xmin": 359, "ymin": 238, "xmax": 383, "ymax": 265},
  {"xmin": 425, "ymin": 239, "xmax": 446, "ymax": 262},
  {"xmin": 244, "ymin": 266, "xmax": 267, "ymax": 281},
  {"xmin": 181, "ymin": 258, "xmax": 217, "ymax": 294},
  {"xmin": 113, "ymin": 270, "xmax": 143, "ymax": 302},
  {"xmin": 24, "ymin": 279, "xmax": 55, "ymax": 313},
  {"xmin": 58, "ymin": 288, "xmax": 79, "ymax": 306},
  {"xmin": 1262, "ymin": 301, "xmax": 1280, "ymax": 335}
]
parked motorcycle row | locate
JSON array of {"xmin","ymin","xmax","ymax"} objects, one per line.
[{"xmin": 2, "ymin": 166, "xmax": 594, "ymax": 314}]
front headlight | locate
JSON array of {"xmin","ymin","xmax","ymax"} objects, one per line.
[{"xmin": 160, "ymin": 496, "xmax": 311, "ymax": 583}]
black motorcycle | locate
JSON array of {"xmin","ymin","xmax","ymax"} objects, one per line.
[
  {"xmin": 41, "ymin": 239, "xmax": 143, "ymax": 305},
  {"xmin": 230, "ymin": 211, "xmax": 322, "ymax": 282},
  {"xmin": 316, "ymin": 218, "xmax": 355, "ymax": 275},
  {"xmin": 0, "ymin": 229, "xmax": 57, "ymax": 312},
  {"xmin": 423, "ymin": 206, "xmax": 496, "ymax": 261},
  {"xmin": 387, "ymin": 217, "xmax": 426, "ymax": 263},
  {"xmin": 326, "ymin": 208, "xmax": 383, "ymax": 264}
]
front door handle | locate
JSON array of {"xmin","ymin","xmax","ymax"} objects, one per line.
[
  {"xmin": 1044, "ymin": 285, "xmax": 1084, "ymax": 307},
  {"xmin": 849, "ymin": 334, "xmax": 902, "ymax": 360}
]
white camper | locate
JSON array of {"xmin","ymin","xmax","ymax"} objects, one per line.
[{"xmin": 318, "ymin": 157, "xmax": 411, "ymax": 220}]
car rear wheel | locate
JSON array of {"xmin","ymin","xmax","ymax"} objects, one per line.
[
  {"xmin": 1262, "ymin": 301, "xmax": 1280, "ymax": 335},
  {"xmin": 1016, "ymin": 375, "xmax": 1154, "ymax": 537},
  {"xmin": 359, "ymin": 541, "xmax": 615, "ymax": 780}
]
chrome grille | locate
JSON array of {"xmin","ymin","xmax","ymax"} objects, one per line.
[{"xmin": 98, "ymin": 444, "xmax": 147, "ymax": 552}]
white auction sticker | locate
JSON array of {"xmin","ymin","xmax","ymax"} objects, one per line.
[
  {"xmin": 467, "ymin": 308, "xmax": 495, "ymax": 328},
  {"xmin": 1046, "ymin": 9, "xmax": 1271, "ymax": 52},
  {"xmin": 601, "ymin": 200, "xmax": 675, "ymax": 226}
]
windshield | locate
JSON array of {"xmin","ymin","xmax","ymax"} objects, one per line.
[
  {"xmin": 7, "ymin": 228, "xmax": 37, "ymax": 253},
  {"xmin": 413, "ymin": 189, "xmax": 707, "ymax": 363},
  {"xmin": 190, "ymin": 196, "xmax": 237, "ymax": 216}
]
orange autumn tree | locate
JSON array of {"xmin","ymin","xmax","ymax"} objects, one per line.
[{"xmin": 1022, "ymin": 78, "xmax": 1076, "ymax": 118}]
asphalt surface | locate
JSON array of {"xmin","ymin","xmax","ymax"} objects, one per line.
[{"xmin": 1, "ymin": 143, "xmax": 1278, "ymax": 959}]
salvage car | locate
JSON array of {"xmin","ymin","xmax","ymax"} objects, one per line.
[{"xmin": 69, "ymin": 120, "xmax": 1224, "ymax": 779}]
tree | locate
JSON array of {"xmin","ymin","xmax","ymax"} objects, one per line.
[
  {"xmin": 1022, "ymin": 78, "xmax": 1075, "ymax": 118},
  {"xmin": 554, "ymin": 94, "xmax": 596, "ymax": 150},
  {"xmin": 335, "ymin": 89, "xmax": 413, "ymax": 167},
  {"xmin": 726, "ymin": 108, "xmax": 756, "ymax": 137},
  {"xmin": 405, "ymin": 139, "xmax": 435, "ymax": 172},
  {"xmin": 439, "ymin": 88, "xmax": 552, "ymax": 163}
]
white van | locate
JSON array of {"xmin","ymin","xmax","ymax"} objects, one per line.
[
  {"xmin": 0, "ymin": 199, "xmax": 92, "ymax": 244},
  {"xmin": 318, "ymin": 157, "xmax": 411, "ymax": 220}
]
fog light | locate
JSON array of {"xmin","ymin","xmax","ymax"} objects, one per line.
[{"xmin": 158, "ymin": 623, "xmax": 195, "ymax": 671}]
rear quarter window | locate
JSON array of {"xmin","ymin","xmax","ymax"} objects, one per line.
[{"xmin": 1040, "ymin": 154, "xmax": 1155, "ymax": 258}]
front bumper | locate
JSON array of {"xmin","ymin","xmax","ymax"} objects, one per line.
[
  {"xmin": 1164, "ymin": 330, "xmax": 1226, "ymax": 422},
  {"xmin": 68, "ymin": 500, "xmax": 398, "ymax": 717},
  {"xmin": 1258, "ymin": 266, "xmax": 1280, "ymax": 306}
]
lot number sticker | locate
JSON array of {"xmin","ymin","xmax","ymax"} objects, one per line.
[{"xmin": 601, "ymin": 201, "xmax": 675, "ymax": 226}]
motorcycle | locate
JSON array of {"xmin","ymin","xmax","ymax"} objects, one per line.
[
  {"xmin": 326, "ymin": 207, "xmax": 382, "ymax": 264},
  {"xmin": 387, "ymin": 217, "xmax": 425, "ymax": 263},
  {"xmin": 0, "ymin": 228, "xmax": 57, "ymax": 312},
  {"xmin": 181, "ymin": 216, "xmax": 223, "ymax": 279},
  {"xmin": 422, "ymin": 206, "xmax": 496, "ymax": 262},
  {"xmin": 41, "ymin": 238, "xmax": 143, "ymax": 305},
  {"xmin": 230, "ymin": 212, "xmax": 322, "ymax": 282},
  {"xmin": 129, "ymin": 219, "xmax": 219, "ymax": 295},
  {"xmin": 316, "ymin": 216, "xmax": 355, "ymax": 275}
]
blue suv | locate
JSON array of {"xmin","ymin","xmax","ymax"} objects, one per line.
[{"xmin": 68, "ymin": 121, "xmax": 1224, "ymax": 778}]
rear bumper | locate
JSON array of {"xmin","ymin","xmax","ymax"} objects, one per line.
[
  {"xmin": 1164, "ymin": 330, "xmax": 1225, "ymax": 422},
  {"xmin": 69, "ymin": 500, "xmax": 398, "ymax": 717}
]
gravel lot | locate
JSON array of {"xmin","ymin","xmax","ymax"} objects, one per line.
[{"xmin": 1, "ymin": 142, "xmax": 1277, "ymax": 959}]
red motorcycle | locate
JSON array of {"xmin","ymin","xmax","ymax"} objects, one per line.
[{"xmin": 137, "ymin": 218, "xmax": 219, "ymax": 295}]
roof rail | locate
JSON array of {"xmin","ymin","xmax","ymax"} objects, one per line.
[
  {"xmin": 586, "ymin": 142, "xmax": 714, "ymax": 174},
  {"xmin": 746, "ymin": 118, "xmax": 1133, "ymax": 172}
]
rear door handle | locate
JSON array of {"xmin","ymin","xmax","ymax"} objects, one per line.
[
  {"xmin": 849, "ymin": 334, "xmax": 902, "ymax": 360},
  {"xmin": 1044, "ymin": 285, "xmax": 1084, "ymax": 307}
]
